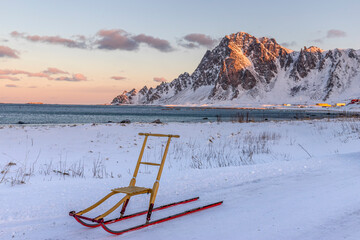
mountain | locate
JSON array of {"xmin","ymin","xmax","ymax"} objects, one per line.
[{"xmin": 111, "ymin": 32, "xmax": 360, "ymax": 105}]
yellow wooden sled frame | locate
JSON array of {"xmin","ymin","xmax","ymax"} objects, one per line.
[{"xmin": 75, "ymin": 133, "xmax": 179, "ymax": 223}]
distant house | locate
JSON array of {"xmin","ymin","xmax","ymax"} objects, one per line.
[
  {"xmin": 316, "ymin": 103, "xmax": 332, "ymax": 107},
  {"xmin": 335, "ymin": 103, "xmax": 346, "ymax": 107},
  {"xmin": 350, "ymin": 99, "xmax": 360, "ymax": 104}
]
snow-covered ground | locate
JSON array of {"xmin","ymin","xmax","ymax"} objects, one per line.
[{"xmin": 1, "ymin": 119, "xmax": 360, "ymax": 239}]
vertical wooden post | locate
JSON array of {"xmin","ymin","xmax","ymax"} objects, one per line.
[
  {"xmin": 147, "ymin": 136, "xmax": 173, "ymax": 222},
  {"xmin": 130, "ymin": 135, "xmax": 148, "ymax": 186}
]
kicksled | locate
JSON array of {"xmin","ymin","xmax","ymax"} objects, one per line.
[{"xmin": 69, "ymin": 133, "xmax": 223, "ymax": 235}]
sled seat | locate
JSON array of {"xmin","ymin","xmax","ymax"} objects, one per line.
[{"xmin": 111, "ymin": 186, "xmax": 152, "ymax": 196}]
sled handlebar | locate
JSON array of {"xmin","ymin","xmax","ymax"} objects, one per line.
[{"xmin": 138, "ymin": 133, "xmax": 180, "ymax": 138}]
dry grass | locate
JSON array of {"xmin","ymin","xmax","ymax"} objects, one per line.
[{"xmin": 170, "ymin": 130, "xmax": 281, "ymax": 169}]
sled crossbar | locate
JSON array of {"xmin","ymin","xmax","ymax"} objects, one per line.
[{"xmin": 140, "ymin": 162, "xmax": 161, "ymax": 166}]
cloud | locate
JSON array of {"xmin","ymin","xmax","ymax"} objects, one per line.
[
  {"xmin": 0, "ymin": 68, "xmax": 86, "ymax": 82},
  {"xmin": 310, "ymin": 29, "xmax": 347, "ymax": 45},
  {"xmin": 11, "ymin": 29, "xmax": 174, "ymax": 52},
  {"xmin": 178, "ymin": 42, "xmax": 198, "ymax": 49},
  {"xmin": 5, "ymin": 84, "xmax": 18, "ymax": 88},
  {"xmin": 11, "ymin": 31, "xmax": 87, "ymax": 48},
  {"xmin": 111, "ymin": 76, "xmax": 126, "ymax": 80},
  {"xmin": 54, "ymin": 73, "xmax": 87, "ymax": 82},
  {"xmin": 73, "ymin": 73, "xmax": 87, "ymax": 81},
  {"xmin": 74, "ymin": 35, "xmax": 86, "ymax": 41},
  {"xmin": 96, "ymin": 29, "xmax": 173, "ymax": 52},
  {"xmin": 326, "ymin": 29, "xmax": 346, "ymax": 38},
  {"xmin": 0, "ymin": 45, "xmax": 19, "ymax": 58},
  {"xmin": 0, "ymin": 75, "xmax": 20, "ymax": 81},
  {"xmin": 153, "ymin": 77, "xmax": 167, "ymax": 83},
  {"xmin": 28, "ymin": 72, "xmax": 52, "ymax": 78},
  {"xmin": 132, "ymin": 34, "xmax": 173, "ymax": 52},
  {"xmin": 0, "ymin": 69, "xmax": 52, "ymax": 80},
  {"xmin": 312, "ymin": 38, "xmax": 324, "ymax": 44},
  {"xmin": 43, "ymin": 67, "xmax": 68, "ymax": 75},
  {"xmin": 179, "ymin": 33, "xmax": 217, "ymax": 49},
  {"xmin": 96, "ymin": 29, "xmax": 139, "ymax": 51},
  {"xmin": 281, "ymin": 41, "xmax": 297, "ymax": 48},
  {"xmin": 0, "ymin": 69, "xmax": 29, "ymax": 75}
]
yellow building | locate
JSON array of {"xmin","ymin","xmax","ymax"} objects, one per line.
[
  {"xmin": 335, "ymin": 103, "xmax": 346, "ymax": 107},
  {"xmin": 316, "ymin": 103, "xmax": 332, "ymax": 107}
]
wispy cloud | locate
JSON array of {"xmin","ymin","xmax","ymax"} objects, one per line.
[
  {"xmin": 0, "ymin": 45, "xmax": 19, "ymax": 58},
  {"xmin": 0, "ymin": 69, "xmax": 30, "ymax": 75},
  {"xmin": 54, "ymin": 73, "xmax": 87, "ymax": 82},
  {"xmin": 43, "ymin": 67, "xmax": 69, "ymax": 75},
  {"xmin": 0, "ymin": 68, "xmax": 86, "ymax": 82},
  {"xmin": 0, "ymin": 69, "xmax": 52, "ymax": 80},
  {"xmin": 312, "ymin": 38, "xmax": 324, "ymax": 44},
  {"xmin": 326, "ymin": 29, "xmax": 346, "ymax": 38},
  {"xmin": 96, "ymin": 29, "xmax": 174, "ymax": 52},
  {"xmin": 5, "ymin": 84, "xmax": 18, "ymax": 88},
  {"xmin": 178, "ymin": 42, "xmax": 198, "ymax": 49},
  {"xmin": 27, "ymin": 72, "xmax": 52, "ymax": 78},
  {"xmin": 153, "ymin": 77, "xmax": 167, "ymax": 83},
  {"xmin": 11, "ymin": 31, "xmax": 87, "ymax": 49},
  {"xmin": 96, "ymin": 29, "xmax": 138, "ymax": 51},
  {"xmin": 11, "ymin": 29, "xmax": 174, "ymax": 53},
  {"xmin": 311, "ymin": 29, "xmax": 347, "ymax": 45},
  {"xmin": 280, "ymin": 41, "xmax": 297, "ymax": 48},
  {"xmin": 179, "ymin": 33, "xmax": 218, "ymax": 49},
  {"xmin": 132, "ymin": 34, "xmax": 173, "ymax": 52},
  {"xmin": 0, "ymin": 75, "xmax": 20, "ymax": 81},
  {"xmin": 111, "ymin": 76, "xmax": 126, "ymax": 80}
]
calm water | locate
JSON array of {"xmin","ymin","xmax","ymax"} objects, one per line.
[{"xmin": 0, "ymin": 104, "xmax": 354, "ymax": 124}]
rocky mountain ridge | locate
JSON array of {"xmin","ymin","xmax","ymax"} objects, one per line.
[{"xmin": 112, "ymin": 32, "xmax": 360, "ymax": 105}]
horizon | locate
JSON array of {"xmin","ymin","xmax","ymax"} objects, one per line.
[{"xmin": 1, "ymin": 0, "xmax": 360, "ymax": 104}]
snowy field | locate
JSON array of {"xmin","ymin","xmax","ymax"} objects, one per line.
[{"xmin": 1, "ymin": 119, "xmax": 360, "ymax": 239}]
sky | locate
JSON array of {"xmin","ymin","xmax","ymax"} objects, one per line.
[{"xmin": 0, "ymin": 0, "xmax": 359, "ymax": 104}]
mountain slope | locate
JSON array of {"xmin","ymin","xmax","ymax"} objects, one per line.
[{"xmin": 112, "ymin": 32, "xmax": 360, "ymax": 105}]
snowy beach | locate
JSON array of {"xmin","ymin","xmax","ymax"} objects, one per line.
[{"xmin": 1, "ymin": 119, "xmax": 360, "ymax": 239}]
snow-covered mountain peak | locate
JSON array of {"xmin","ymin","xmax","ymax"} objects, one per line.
[
  {"xmin": 111, "ymin": 31, "xmax": 360, "ymax": 105},
  {"xmin": 304, "ymin": 46, "xmax": 324, "ymax": 53}
]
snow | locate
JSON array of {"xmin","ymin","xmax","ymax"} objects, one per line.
[{"xmin": 1, "ymin": 119, "xmax": 360, "ymax": 239}]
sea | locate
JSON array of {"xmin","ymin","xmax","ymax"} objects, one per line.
[{"xmin": 0, "ymin": 103, "xmax": 356, "ymax": 124}]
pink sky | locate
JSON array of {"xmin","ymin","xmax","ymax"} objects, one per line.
[{"xmin": 1, "ymin": 0, "xmax": 359, "ymax": 104}]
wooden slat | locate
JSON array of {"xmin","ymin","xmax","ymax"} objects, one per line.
[
  {"xmin": 140, "ymin": 162, "xmax": 161, "ymax": 166},
  {"xmin": 111, "ymin": 186, "xmax": 152, "ymax": 195}
]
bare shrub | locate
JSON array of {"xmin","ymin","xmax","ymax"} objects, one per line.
[
  {"xmin": 0, "ymin": 164, "xmax": 11, "ymax": 184},
  {"xmin": 68, "ymin": 161, "xmax": 85, "ymax": 178},
  {"xmin": 92, "ymin": 156, "xmax": 108, "ymax": 179},
  {"xmin": 9, "ymin": 162, "xmax": 35, "ymax": 186},
  {"xmin": 39, "ymin": 160, "xmax": 53, "ymax": 176}
]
